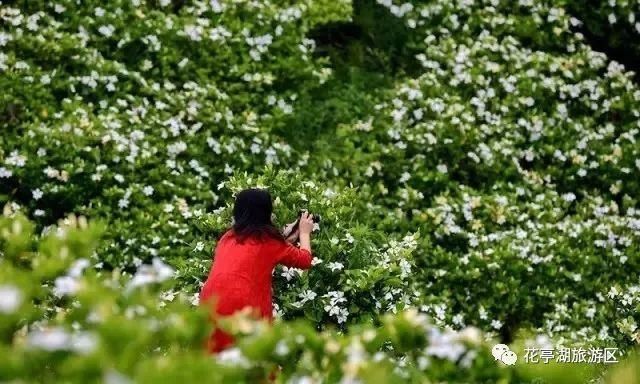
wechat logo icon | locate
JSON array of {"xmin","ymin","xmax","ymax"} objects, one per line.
[{"xmin": 492, "ymin": 343, "xmax": 517, "ymax": 365}]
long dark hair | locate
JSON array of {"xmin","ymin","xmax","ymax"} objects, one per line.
[{"xmin": 231, "ymin": 188, "xmax": 284, "ymax": 243}]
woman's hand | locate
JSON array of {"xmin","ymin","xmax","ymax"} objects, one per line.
[
  {"xmin": 298, "ymin": 212, "xmax": 313, "ymax": 254},
  {"xmin": 298, "ymin": 212, "xmax": 314, "ymax": 235}
]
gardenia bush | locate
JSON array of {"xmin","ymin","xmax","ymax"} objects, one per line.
[
  {"xmin": 308, "ymin": 0, "xmax": 640, "ymax": 347},
  {"xmin": 2, "ymin": 0, "xmax": 640, "ymax": 382},
  {"xmin": 0, "ymin": 210, "xmax": 503, "ymax": 383},
  {"xmin": 559, "ymin": 0, "xmax": 640, "ymax": 59},
  {"xmin": 197, "ymin": 169, "xmax": 419, "ymax": 327},
  {"xmin": 0, "ymin": 0, "xmax": 350, "ymax": 270},
  {"xmin": 0, "ymin": 210, "xmax": 635, "ymax": 383}
]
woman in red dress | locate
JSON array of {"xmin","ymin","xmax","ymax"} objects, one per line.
[{"xmin": 199, "ymin": 188, "xmax": 315, "ymax": 353}]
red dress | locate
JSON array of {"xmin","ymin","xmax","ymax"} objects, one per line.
[{"xmin": 199, "ymin": 230, "xmax": 313, "ymax": 353}]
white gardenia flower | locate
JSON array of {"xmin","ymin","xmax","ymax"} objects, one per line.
[
  {"xmin": 323, "ymin": 291, "xmax": 348, "ymax": 322},
  {"xmin": 70, "ymin": 332, "xmax": 98, "ymax": 354},
  {"xmin": 6, "ymin": 151, "xmax": 26, "ymax": 167},
  {"xmin": 299, "ymin": 290, "xmax": 317, "ymax": 303},
  {"xmin": 0, "ymin": 285, "xmax": 23, "ymax": 313},
  {"xmin": 327, "ymin": 262, "xmax": 344, "ymax": 272},
  {"xmin": 142, "ymin": 186, "xmax": 154, "ymax": 196},
  {"xmin": 98, "ymin": 25, "xmax": 115, "ymax": 37},
  {"xmin": 426, "ymin": 328, "xmax": 467, "ymax": 361},
  {"xmin": 53, "ymin": 276, "xmax": 81, "ymax": 297},
  {"xmin": 68, "ymin": 258, "xmax": 90, "ymax": 277},
  {"xmin": 160, "ymin": 290, "xmax": 177, "ymax": 302},
  {"xmin": 0, "ymin": 167, "xmax": 12, "ymax": 178},
  {"xmin": 289, "ymin": 376, "xmax": 314, "ymax": 384},
  {"xmin": 323, "ymin": 188, "xmax": 337, "ymax": 198},
  {"xmin": 104, "ymin": 370, "xmax": 133, "ymax": 384},
  {"xmin": 275, "ymin": 340, "xmax": 290, "ymax": 356},
  {"xmin": 399, "ymin": 259, "xmax": 411, "ymax": 279},
  {"xmin": 26, "ymin": 327, "xmax": 71, "ymax": 351},
  {"xmin": 31, "ymin": 188, "xmax": 43, "ymax": 200},
  {"xmin": 458, "ymin": 326, "xmax": 482, "ymax": 344},
  {"xmin": 216, "ymin": 347, "xmax": 250, "ymax": 367},
  {"xmin": 325, "ymin": 291, "xmax": 346, "ymax": 303},
  {"xmin": 335, "ymin": 308, "xmax": 349, "ymax": 323},
  {"xmin": 345, "ymin": 233, "xmax": 355, "ymax": 244},
  {"xmin": 167, "ymin": 141, "xmax": 187, "ymax": 157},
  {"xmin": 281, "ymin": 266, "xmax": 302, "ymax": 281},
  {"xmin": 0, "ymin": 31, "xmax": 11, "ymax": 46},
  {"xmin": 478, "ymin": 306, "xmax": 487, "ymax": 320},
  {"xmin": 26, "ymin": 327, "xmax": 97, "ymax": 354},
  {"xmin": 190, "ymin": 292, "xmax": 200, "ymax": 306},
  {"xmin": 127, "ymin": 258, "xmax": 175, "ymax": 289}
]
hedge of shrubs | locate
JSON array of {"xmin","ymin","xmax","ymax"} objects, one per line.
[
  {"xmin": 309, "ymin": 0, "xmax": 640, "ymax": 347},
  {"xmin": 2, "ymin": 0, "xmax": 640, "ymax": 382},
  {"xmin": 1, "ymin": 211, "xmax": 637, "ymax": 383}
]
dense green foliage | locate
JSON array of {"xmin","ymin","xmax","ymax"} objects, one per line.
[
  {"xmin": 2, "ymin": 0, "xmax": 640, "ymax": 382},
  {"xmin": 562, "ymin": 0, "xmax": 640, "ymax": 71}
]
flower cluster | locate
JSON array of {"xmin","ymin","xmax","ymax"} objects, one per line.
[
  {"xmin": 0, "ymin": 0, "xmax": 350, "ymax": 273},
  {"xmin": 0, "ymin": 212, "xmax": 511, "ymax": 383},
  {"xmin": 199, "ymin": 169, "xmax": 418, "ymax": 327},
  {"xmin": 310, "ymin": 0, "xmax": 640, "ymax": 348},
  {"xmin": 2, "ymin": 0, "xmax": 640, "ymax": 381}
]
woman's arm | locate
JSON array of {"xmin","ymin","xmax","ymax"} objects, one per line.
[
  {"xmin": 297, "ymin": 212, "xmax": 313, "ymax": 253},
  {"xmin": 276, "ymin": 212, "xmax": 314, "ymax": 269},
  {"xmin": 278, "ymin": 243, "xmax": 312, "ymax": 269}
]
